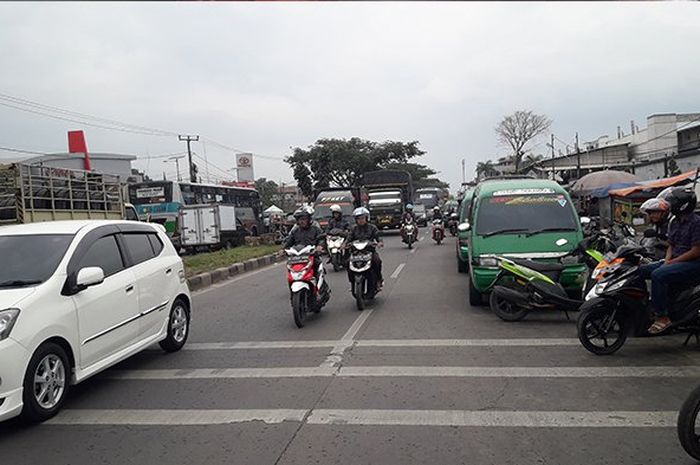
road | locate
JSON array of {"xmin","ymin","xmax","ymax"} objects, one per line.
[{"xmin": 2, "ymin": 231, "xmax": 700, "ymax": 464}]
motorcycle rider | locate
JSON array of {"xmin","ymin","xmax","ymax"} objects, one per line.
[
  {"xmin": 432, "ymin": 206, "xmax": 443, "ymax": 221},
  {"xmin": 402, "ymin": 204, "xmax": 417, "ymax": 224},
  {"xmin": 281, "ymin": 206, "xmax": 326, "ymax": 276},
  {"xmin": 639, "ymin": 187, "xmax": 700, "ymax": 334},
  {"xmin": 326, "ymin": 204, "xmax": 350, "ymax": 233},
  {"xmin": 640, "ymin": 197, "xmax": 670, "ymax": 259},
  {"xmin": 347, "ymin": 207, "xmax": 384, "ymax": 290}
]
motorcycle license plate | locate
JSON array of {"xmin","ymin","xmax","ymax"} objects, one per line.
[{"xmin": 287, "ymin": 256, "xmax": 310, "ymax": 265}]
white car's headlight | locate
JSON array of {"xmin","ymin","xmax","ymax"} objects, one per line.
[
  {"xmin": 478, "ymin": 257, "xmax": 498, "ymax": 267},
  {"xmin": 0, "ymin": 308, "xmax": 20, "ymax": 341}
]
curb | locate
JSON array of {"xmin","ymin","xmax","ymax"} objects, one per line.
[{"xmin": 187, "ymin": 253, "xmax": 280, "ymax": 292}]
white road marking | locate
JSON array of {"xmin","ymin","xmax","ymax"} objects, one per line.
[
  {"xmin": 47, "ymin": 408, "xmax": 677, "ymax": 428},
  {"xmin": 185, "ymin": 341, "xmax": 338, "ymax": 350},
  {"xmin": 192, "ymin": 263, "xmax": 281, "ymax": 296},
  {"xmin": 340, "ymin": 310, "xmax": 374, "ymax": 342},
  {"xmin": 307, "ymin": 409, "xmax": 677, "ymax": 428},
  {"xmin": 104, "ymin": 365, "xmax": 700, "ymax": 380},
  {"xmin": 410, "ymin": 248, "xmax": 416, "ymax": 254},
  {"xmin": 355, "ymin": 338, "xmax": 580, "ymax": 347},
  {"xmin": 48, "ymin": 409, "xmax": 308, "ymax": 425},
  {"xmin": 390, "ymin": 263, "xmax": 405, "ymax": 279},
  {"xmin": 338, "ymin": 366, "xmax": 700, "ymax": 378},
  {"xmin": 320, "ymin": 309, "xmax": 374, "ymax": 368}
]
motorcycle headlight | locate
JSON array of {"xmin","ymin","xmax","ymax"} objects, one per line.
[
  {"xmin": 478, "ymin": 257, "xmax": 498, "ymax": 267},
  {"xmin": 0, "ymin": 308, "xmax": 20, "ymax": 341}
]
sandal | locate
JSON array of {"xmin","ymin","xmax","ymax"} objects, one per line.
[{"xmin": 648, "ymin": 319, "xmax": 672, "ymax": 335}]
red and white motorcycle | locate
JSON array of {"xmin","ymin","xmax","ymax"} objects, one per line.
[
  {"xmin": 285, "ymin": 244, "xmax": 330, "ymax": 328},
  {"xmin": 432, "ymin": 218, "xmax": 445, "ymax": 245}
]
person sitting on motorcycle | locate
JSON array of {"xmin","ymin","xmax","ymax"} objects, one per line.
[
  {"xmin": 402, "ymin": 204, "xmax": 417, "ymax": 224},
  {"xmin": 347, "ymin": 207, "xmax": 384, "ymax": 290},
  {"xmin": 326, "ymin": 204, "xmax": 350, "ymax": 233},
  {"xmin": 640, "ymin": 197, "xmax": 670, "ymax": 243},
  {"xmin": 639, "ymin": 187, "xmax": 700, "ymax": 334},
  {"xmin": 281, "ymin": 206, "xmax": 325, "ymax": 274},
  {"xmin": 432, "ymin": 206, "xmax": 443, "ymax": 221}
]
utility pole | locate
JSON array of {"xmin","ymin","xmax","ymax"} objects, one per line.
[
  {"xmin": 461, "ymin": 159, "xmax": 466, "ymax": 184},
  {"xmin": 178, "ymin": 135, "xmax": 200, "ymax": 183},
  {"xmin": 575, "ymin": 132, "xmax": 581, "ymax": 180},
  {"xmin": 164, "ymin": 155, "xmax": 186, "ymax": 181},
  {"xmin": 202, "ymin": 140, "xmax": 211, "ymax": 183},
  {"xmin": 546, "ymin": 134, "xmax": 556, "ymax": 181}
]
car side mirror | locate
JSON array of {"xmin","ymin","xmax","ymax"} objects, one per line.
[
  {"xmin": 580, "ymin": 216, "xmax": 591, "ymax": 226},
  {"xmin": 457, "ymin": 222, "xmax": 471, "ymax": 232},
  {"xmin": 76, "ymin": 267, "xmax": 105, "ymax": 291}
]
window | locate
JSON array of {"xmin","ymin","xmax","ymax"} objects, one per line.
[
  {"xmin": 122, "ymin": 233, "xmax": 156, "ymax": 265},
  {"xmin": 147, "ymin": 234, "xmax": 164, "ymax": 256},
  {"xmin": 78, "ymin": 235, "xmax": 125, "ymax": 277},
  {"xmin": 0, "ymin": 234, "xmax": 74, "ymax": 286}
]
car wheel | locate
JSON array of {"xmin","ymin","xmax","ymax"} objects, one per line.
[
  {"xmin": 20, "ymin": 342, "xmax": 70, "ymax": 423},
  {"xmin": 159, "ymin": 298, "xmax": 190, "ymax": 352},
  {"xmin": 468, "ymin": 276, "xmax": 482, "ymax": 306}
]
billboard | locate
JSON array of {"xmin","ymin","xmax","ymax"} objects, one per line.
[{"xmin": 236, "ymin": 153, "xmax": 254, "ymax": 182}]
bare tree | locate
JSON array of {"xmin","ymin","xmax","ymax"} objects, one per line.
[{"xmin": 495, "ymin": 110, "xmax": 552, "ymax": 173}]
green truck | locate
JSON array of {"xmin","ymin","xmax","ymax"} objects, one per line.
[
  {"xmin": 463, "ymin": 179, "xmax": 586, "ymax": 306},
  {"xmin": 0, "ymin": 163, "xmax": 137, "ymax": 225}
]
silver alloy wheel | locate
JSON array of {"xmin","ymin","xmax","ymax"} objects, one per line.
[
  {"xmin": 171, "ymin": 305, "xmax": 188, "ymax": 343},
  {"xmin": 33, "ymin": 354, "xmax": 66, "ymax": 409}
]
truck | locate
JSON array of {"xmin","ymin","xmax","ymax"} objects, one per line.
[
  {"xmin": 312, "ymin": 187, "xmax": 363, "ymax": 228},
  {"xmin": 0, "ymin": 162, "xmax": 137, "ymax": 225},
  {"xmin": 179, "ymin": 203, "xmax": 248, "ymax": 252},
  {"xmin": 362, "ymin": 170, "xmax": 413, "ymax": 230}
]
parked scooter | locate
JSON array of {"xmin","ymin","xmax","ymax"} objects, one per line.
[
  {"xmin": 448, "ymin": 213, "xmax": 459, "ymax": 236},
  {"xmin": 285, "ymin": 244, "xmax": 330, "ymax": 328},
  {"xmin": 326, "ymin": 228, "xmax": 348, "ymax": 272},
  {"xmin": 577, "ymin": 246, "xmax": 700, "ymax": 355},
  {"xmin": 432, "ymin": 219, "xmax": 445, "ymax": 245},
  {"xmin": 348, "ymin": 240, "xmax": 380, "ymax": 311},
  {"xmin": 401, "ymin": 217, "xmax": 418, "ymax": 249},
  {"xmin": 678, "ymin": 384, "xmax": 700, "ymax": 461}
]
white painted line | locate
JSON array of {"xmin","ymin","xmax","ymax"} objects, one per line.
[
  {"xmin": 47, "ymin": 408, "xmax": 677, "ymax": 428},
  {"xmin": 107, "ymin": 367, "xmax": 336, "ymax": 380},
  {"xmin": 338, "ymin": 366, "xmax": 700, "ymax": 378},
  {"xmin": 355, "ymin": 338, "xmax": 580, "ymax": 347},
  {"xmin": 320, "ymin": 309, "xmax": 374, "ymax": 368},
  {"xmin": 307, "ymin": 409, "xmax": 677, "ymax": 428},
  {"xmin": 410, "ymin": 248, "xmax": 416, "ymax": 254},
  {"xmin": 390, "ymin": 263, "xmax": 405, "ymax": 279},
  {"xmin": 192, "ymin": 263, "xmax": 281, "ymax": 296},
  {"xmin": 104, "ymin": 365, "xmax": 700, "ymax": 380},
  {"xmin": 340, "ymin": 310, "xmax": 374, "ymax": 342},
  {"xmin": 185, "ymin": 341, "xmax": 337, "ymax": 350},
  {"xmin": 48, "ymin": 409, "xmax": 308, "ymax": 426}
]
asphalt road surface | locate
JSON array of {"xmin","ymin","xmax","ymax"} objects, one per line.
[{"xmin": 2, "ymin": 231, "xmax": 700, "ymax": 464}]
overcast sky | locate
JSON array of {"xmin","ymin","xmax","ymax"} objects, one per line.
[{"xmin": 1, "ymin": 2, "xmax": 699, "ymax": 190}]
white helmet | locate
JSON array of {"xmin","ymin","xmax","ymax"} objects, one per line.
[
  {"xmin": 353, "ymin": 207, "xmax": 370, "ymax": 220},
  {"xmin": 640, "ymin": 198, "xmax": 670, "ymax": 214},
  {"xmin": 330, "ymin": 204, "xmax": 342, "ymax": 214}
]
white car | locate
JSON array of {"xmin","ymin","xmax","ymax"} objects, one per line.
[{"xmin": 0, "ymin": 220, "xmax": 192, "ymax": 423}]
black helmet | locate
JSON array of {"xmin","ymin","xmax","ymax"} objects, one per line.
[
  {"xmin": 667, "ymin": 187, "xmax": 697, "ymax": 216},
  {"xmin": 293, "ymin": 206, "xmax": 313, "ymax": 220}
]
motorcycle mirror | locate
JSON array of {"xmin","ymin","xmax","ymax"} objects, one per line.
[
  {"xmin": 580, "ymin": 216, "xmax": 591, "ymax": 225},
  {"xmin": 457, "ymin": 222, "xmax": 471, "ymax": 232}
]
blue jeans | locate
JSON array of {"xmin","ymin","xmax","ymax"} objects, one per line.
[{"xmin": 638, "ymin": 261, "xmax": 700, "ymax": 317}]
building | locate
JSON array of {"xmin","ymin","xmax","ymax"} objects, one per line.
[
  {"xmin": 536, "ymin": 112, "xmax": 700, "ymax": 183},
  {"xmin": 278, "ymin": 184, "xmax": 305, "ymax": 211},
  {"xmin": 2, "ymin": 152, "xmax": 137, "ymax": 182}
]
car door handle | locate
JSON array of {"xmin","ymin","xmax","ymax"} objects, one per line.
[{"xmin": 125, "ymin": 285, "xmax": 134, "ymax": 293}]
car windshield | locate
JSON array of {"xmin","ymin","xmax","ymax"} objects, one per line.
[
  {"xmin": 313, "ymin": 202, "xmax": 354, "ymax": 220},
  {"xmin": 0, "ymin": 234, "xmax": 74, "ymax": 287},
  {"xmin": 368, "ymin": 191, "xmax": 402, "ymax": 205},
  {"xmin": 476, "ymin": 194, "xmax": 578, "ymax": 236}
]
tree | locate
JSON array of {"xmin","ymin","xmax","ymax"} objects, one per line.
[
  {"xmin": 286, "ymin": 138, "xmax": 426, "ymax": 198},
  {"xmin": 522, "ymin": 154, "xmax": 544, "ymax": 171},
  {"xmin": 384, "ymin": 162, "xmax": 449, "ymax": 189},
  {"xmin": 495, "ymin": 110, "xmax": 552, "ymax": 174},
  {"xmin": 254, "ymin": 178, "xmax": 280, "ymax": 209},
  {"xmin": 475, "ymin": 160, "xmax": 499, "ymax": 179},
  {"xmin": 667, "ymin": 156, "xmax": 682, "ymax": 176}
]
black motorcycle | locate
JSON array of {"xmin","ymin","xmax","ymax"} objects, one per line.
[
  {"xmin": 577, "ymin": 247, "xmax": 700, "ymax": 355},
  {"xmin": 448, "ymin": 213, "xmax": 459, "ymax": 236},
  {"xmin": 348, "ymin": 240, "xmax": 380, "ymax": 311},
  {"xmin": 678, "ymin": 384, "xmax": 700, "ymax": 461}
]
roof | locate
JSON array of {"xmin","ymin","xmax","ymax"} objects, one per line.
[
  {"xmin": 0, "ymin": 220, "xmax": 155, "ymax": 236},
  {"xmin": 476, "ymin": 178, "xmax": 567, "ymax": 196},
  {"xmin": 608, "ymin": 169, "xmax": 699, "ymax": 197}
]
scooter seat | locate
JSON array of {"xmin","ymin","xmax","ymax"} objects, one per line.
[{"xmin": 511, "ymin": 259, "xmax": 565, "ymax": 273}]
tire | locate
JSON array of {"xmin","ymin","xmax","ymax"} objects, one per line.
[
  {"xmin": 457, "ymin": 258, "xmax": 468, "ymax": 273},
  {"xmin": 354, "ymin": 277, "xmax": 366, "ymax": 311},
  {"xmin": 468, "ymin": 277, "xmax": 482, "ymax": 306},
  {"xmin": 332, "ymin": 255, "xmax": 341, "ymax": 272},
  {"xmin": 408, "ymin": 240, "xmax": 413, "ymax": 249},
  {"xmin": 291, "ymin": 291, "xmax": 307, "ymax": 328},
  {"xmin": 20, "ymin": 342, "xmax": 70, "ymax": 423},
  {"xmin": 577, "ymin": 305, "xmax": 628, "ymax": 355},
  {"xmin": 678, "ymin": 384, "xmax": 700, "ymax": 461},
  {"xmin": 490, "ymin": 290, "xmax": 529, "ymax": 322},
  {"xmin": 159, "ymin": 298, "xmax": 190, "ymax": 352}
]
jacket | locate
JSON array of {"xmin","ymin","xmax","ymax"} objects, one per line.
[
  {"xmin": 348, "ymin": 223, "xmax": 382, "ymax": 243},
  {"xmin": 283, "ymin": 224, "xmax": 325, "ymax": 249}
]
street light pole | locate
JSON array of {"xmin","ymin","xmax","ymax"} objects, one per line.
[{"xmin": 178, "ymin": 134, "xmax": 200, "ymax": 183}]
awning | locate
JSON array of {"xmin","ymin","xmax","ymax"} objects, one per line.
[{"xmin": 608, "ymin": 169, "xmax": 699, "ymax": 197}]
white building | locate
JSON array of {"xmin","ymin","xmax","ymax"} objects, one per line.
[{"xmin": 2, "ymin": 152, "xmax": 137, "ymax": 181}]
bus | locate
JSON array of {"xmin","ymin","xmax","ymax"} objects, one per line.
[
  {"xmin": 128, "ymin": 180, "xmax": 261, "ymax": 245},
  {"xmin": 415, "ymin": 188, "xmax": 442, "ymax": 210}
]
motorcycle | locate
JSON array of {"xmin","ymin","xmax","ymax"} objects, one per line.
[
  {"xmin": 448, "ymin": 213, "xmax": 459, "ymax": 236},
  {"xmin": 401, "ymin": 217, "xmax": 418, "ymax": 249},
  {"xmin": 285, "ymin": 244, "xmax": 331, "ymax": 328},
  {"xmin": 577, "ymin": 246, "xmax": 700, "ymax": 355},
  {"xmin": 326, "ymin": 228, "xmax": 348, "ymax": 272},
  {"xmin": 348, "ymin": 240, "xmax": 380, "ymax": 311},
  {"xmin": 432, "ymin": 219, "xmax": 445, "ymax": 245},
  {"xmin": 678, "ymin": 384, "xmax": 700, "ymax": 461}
]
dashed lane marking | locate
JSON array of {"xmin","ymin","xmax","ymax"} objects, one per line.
[{"xmin": 390, "ymin": 263, "xmax": 405, "ymax": 279}]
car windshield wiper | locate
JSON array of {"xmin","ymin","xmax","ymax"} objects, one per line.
[
  {"xmin": 525, "ymin": 227, "xmax": 578, "ymax": 237},
  {"xmin": 0, "ymin": 279, "xmax": 43, "ymax": 288},
  {"xmin": 481, "ymin": 228, "xmax": 528, "ymax": 237}
]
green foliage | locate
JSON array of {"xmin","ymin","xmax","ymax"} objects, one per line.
[
  {"xmin": 254, "ymin": 178, "xmax": 280, "ymax": 209},
  {"xmin": 286, "ymin": 138, "xmax": 430, "ymax": 198},
  {"xmin": 183, "ymin": 244, "xmax": 279, "ymax": 277},
  {"xmin": 668, "ymin": 156, "xmax": 682, "ymax": 176},
  {"xmin": 384, "ymin": 162, "xmax": 449, "ymax": 189}
]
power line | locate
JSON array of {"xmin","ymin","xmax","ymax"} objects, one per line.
[{"xmin": 0, "ymin": 145, "xmax": 51, "ymax": 156}]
